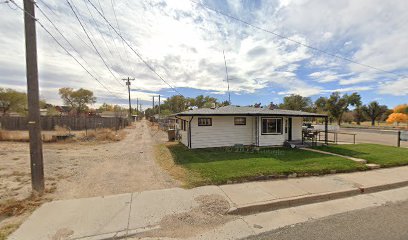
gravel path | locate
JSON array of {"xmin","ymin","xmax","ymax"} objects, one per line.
[
  {"xmin": 54, "ymin": 120, "xmax": 179, "ymax": 199},
  {"xmin": 0, "ymin": 120, "xmax": 179, "ymax": 202}
]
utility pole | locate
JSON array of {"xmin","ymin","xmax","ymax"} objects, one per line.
[
  {"xmin": 223, "ymin": 50, "xmax": 231, "ymax": 104},
  {"xmin": 136, "ymin": 97, "xmax": 139, "ymax": 113},
  {"xmin": 158, "ymin": 95, "xmax": 161, "ymax": 118},
  {"xmin": 24, "ymin": 0, "xmax": 44, "ymax": 194},
  {"xmin": 152, "ymin": 96, "xmax": 155, "ymax": 113},
  {"xmin": 122, "ymin": 77, "xmax": 135, "ymax": 118}
]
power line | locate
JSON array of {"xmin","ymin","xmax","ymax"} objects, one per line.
[
  {"xmin": 96, "ymin": 0, "xmax": 124, "ymax": 66},
  {"xmin": 83, "ymin": 0, "xmax": 115, "ymax": 59},
  {"xmin": 66, "ymin": 0, "xmax": 124, "ymax": 87},
  {"xmin": 35, "ymin": 2, "xmax": 110, "ymax": 87},
  {"xmin": 111, "ymin": 0, "xmax": 132, "ymax": 72},
  {"xmin": 8, "ymin": 0, "xmax": 124, "ymax": 100},
  {"xmin": 70, "ymin": 0, "xmax": 113, "ymax": 67},
  {"xmin": 36, "ymin": 0, "xmax": 100, "ymax": 58},
  {"xmin": 86, "ymin": 0, "xmax": 183, "ymax": 96},
  {"xmin": 190, "ymin": 0, "xmax": 408, "ymax": 80}
]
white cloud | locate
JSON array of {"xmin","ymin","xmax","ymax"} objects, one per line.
[
  {"xmin": 309, "ymin": 71, "xmax": 339, "ymax": 83},
  {"xmin": 378, "ymin": 78, "xmax": 408, "ymax": 96}
]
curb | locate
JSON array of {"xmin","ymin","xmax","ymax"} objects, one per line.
[{"xmin": 228, "ymin": 179, "xmax": 408, "ymax": 215}]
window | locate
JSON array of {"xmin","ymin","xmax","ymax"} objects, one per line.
[
  {"xmin": 181, "ymin": 120, "xmax": 186, "ymax": 131},
  {"xmin": 234, "ymin": 117, "xmax": 246, "ymax": 125},
  {"xmin": 262, "ymin": 118, "xmax": 283, "ymax": 134},
  {"xmin": 198, "ymin": 118, "xmax": 212, "ymax": 126}
]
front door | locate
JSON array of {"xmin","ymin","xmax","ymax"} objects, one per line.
[{"xmin": 288, "ymin": 118, "xmax": 292, "ymax": 141}]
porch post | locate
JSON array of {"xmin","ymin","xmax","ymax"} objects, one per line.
[{"xmin": 324, "ymin": 116, "xmax": 328, "ymax": 145}]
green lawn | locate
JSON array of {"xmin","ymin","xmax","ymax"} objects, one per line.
[
  {"xmin": 313, "ymin": 144, "xmax": 408, "ymax": 167},
  {"xmin": 166, "ymin": 144, "xmax": 366, "ymax": 186}
]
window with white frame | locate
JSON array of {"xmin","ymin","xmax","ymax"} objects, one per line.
[
  {"xmin": 234, "ymin": 117, "xmax": 246, "ymax": 125},
  {"xmin": 262, "ymin": 118, "xmax": 283, "ymax": 134},
  {"xmin": 198, "ymin": 118, "xmax": 212, "ymax": 126}
]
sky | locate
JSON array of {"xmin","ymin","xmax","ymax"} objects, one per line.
[{"xmin": 0, "ymin": 0, "xmax": 407, "ymax": 110}]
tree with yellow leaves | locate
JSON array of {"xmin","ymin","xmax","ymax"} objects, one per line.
[
  {"xmin": 386, "ymin": 104, "xmax": 408, "ymax": 125},
  {"xmin": 394, "ymin": 104, "xmax": 408, "ymax": 114}
]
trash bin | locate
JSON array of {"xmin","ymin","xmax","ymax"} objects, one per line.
[{"xmin": 167, "ymin": 129, "xmax": 176, "ymax": 141}]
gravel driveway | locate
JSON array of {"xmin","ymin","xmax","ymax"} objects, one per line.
[
  {"xmin": 0, "ymin": 120, "xmax": 179, "ymax": 202},
  {"xmin": 54, "ymin": 120, "xmax": 179, "ymax": 199}
]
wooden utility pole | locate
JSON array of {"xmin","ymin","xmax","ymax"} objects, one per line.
[
  {"xmin": 136, "ymin": 98, "xmax": 139, "ymax": 113},
  {"xmin": 152, "ymin": 96, "xmax": 155, "ymax": 113},
  {"xmin": 122, "ymin": 77, "xmax": 135, "ymax": 118},
  {"xmin": 158, "ymin": 95, "xmax": 161, "ymax": 118},
  {"xmin": 24, "ymin": 0, "xmax": 44, "ymax": 194}
]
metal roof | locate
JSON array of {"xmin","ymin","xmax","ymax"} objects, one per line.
[{"xmin": 175, "ymin": 105, "xmax": 327, "ymax": 117}]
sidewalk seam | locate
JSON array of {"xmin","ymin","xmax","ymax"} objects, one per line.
[
  {"xmin": 239, "ymin": 216, "xmax": 257, "ymax": 235},
  {"xmin": 125, "ymin": 192, "xmax": 134, "ymax": 239},
  {"xmin": 217, "ymin": 186, "xmax": 237, "ymax": 208}
]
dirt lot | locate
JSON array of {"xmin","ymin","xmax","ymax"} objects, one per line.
[{"xmin": 0, "ymin": 120, "xmax": 178, "ymax": 237}]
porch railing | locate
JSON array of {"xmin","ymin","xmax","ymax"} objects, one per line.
[{"xmin": 302, "ymin": 129, "xmax": 357, "ymax": 145}]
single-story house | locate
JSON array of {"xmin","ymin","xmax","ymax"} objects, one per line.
[{"xmin": 174, "ymin": 105, "xmax": 328, "ymax": 149}]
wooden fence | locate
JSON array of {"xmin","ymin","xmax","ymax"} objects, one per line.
[{"xmin": 0, "ymin": 116, "xmax": 130, "ymax": 131}]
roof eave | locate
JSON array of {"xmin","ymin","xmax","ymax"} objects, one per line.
[{"xmin": 175, "ymin": 113, "xmax": 328, "ymax": 117}]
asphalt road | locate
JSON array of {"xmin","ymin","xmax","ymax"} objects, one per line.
[
  {"xmin": 246, "ymin": 200, "xmax": 408, "ymax": 240},
  {"xmin": 335, "ymin": 127, "xmax": 408, "ymax": 147},
  {"xmin": 340, "ymin": 127, "xmax": 401, "ymax": 135}
]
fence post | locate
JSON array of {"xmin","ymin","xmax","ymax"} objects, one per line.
[
  {"xmin": 398, "ymin": 131, "xmax": 401, "ymax": 147},
  {"xmin": 353, "ymin": 134, "xmax": 356, "ymax": 144}
]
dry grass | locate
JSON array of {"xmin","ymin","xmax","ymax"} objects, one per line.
[
  {"xmin": 0, "ymin": 195, "xmax": 44, "ymax": 218},
  {"xmin": 0, "ymin": 130, "xmax": 56, "ymax": 143},
  {"xmin": 81, "ymin": 128, "xmax": 126, "ymax": 141},
  {"xmin": 154, "ymin": 143, "xmax": 201, "ymax": 188},
  {"xmin": 0, "ymin": 223, "xmax": 19, "ymax": 240},
  {"xmin": 54, "ymin": 125, "xmax": 70, "ymax": 135},
  {"xmin": 0, "ymin": 131, "xmax": 28, "ymax": 142},
  {"xmin": 0, "ymin": 194, "xmax": 50, "ymax": 240},
  {"xmin": 0, "ymin": 128, "xmax": 127, "ymax": 143}
]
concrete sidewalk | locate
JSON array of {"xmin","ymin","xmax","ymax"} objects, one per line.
[{"xmin": 9, "ymin": 166, "xmax": 408, "ymax": 240}]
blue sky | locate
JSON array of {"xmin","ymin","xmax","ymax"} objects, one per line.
[{"xmin": 0, "ymin": 0, "xmax": 407, "ymax": 109}]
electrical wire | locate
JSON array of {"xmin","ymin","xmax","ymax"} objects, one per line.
[
  {"xmin": 96, "ymin": 0, "xmax": 124, "ymax": 67},
  {"xmin": 110, "ymin": 0, "xmax": 133, "ymax": 73},
  {"xmin": 86, "ymin": 0, "xmax": 183, "ymax": 96},
  {"xmin": 8, "ymin": 0, "xmax": 124, "ymax": 100},
  {"xmin": 190, "ymin": 0, "xmax": 408, "ymax": 80},
  {"xmin": 67, "ymin": 0, "xmax": 124, "ymax": 87},
  {"xmin": 82, "ymin": 0, "xmax": 115, "ymax": 59},
  {"xmin": 35, "ymin": 1, "xmax": 113, "ymax": 88}
]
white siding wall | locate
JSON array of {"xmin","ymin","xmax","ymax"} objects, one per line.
[
  {"xmin": 176, "ymin": 115, "xmax": 303, "ymax": 148},
  {"xmin": 176, "ymin": 117, "xmax": 189, "ymax": 147},
  {"xmin": 190, "ymin": 116, "xmax": 254, "ymax": 148},
  {"xmin": 291, "ymin": 117, "xmax": 303, "ymax": 140}
]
